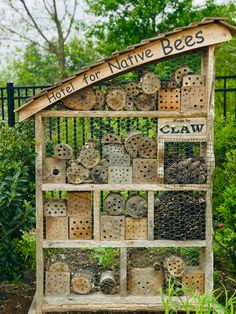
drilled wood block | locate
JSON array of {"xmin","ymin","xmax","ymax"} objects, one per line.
[
  {"xmin": 45, "ymin": 271, "xmax": 70, "ymax": 296},
  {"xmin": 158, "ymin": 88, "xmax": 180, "ymax": 111},
  {"xmin": 182, "ymin": 269, "xmax": 205, "ymax": 295},
  {"xmin": 69, "ymin": 216, "xmax": 92, "ymax": 240},
  {"xmin": 125, "ymin": 218, "xmax": 147, "ymax": 240},
  {"xmin": 67, "ymin": 192, "xmax": 91, "ymax": 217},
  {"xmin": 109, "ymin": 153, "xmax": 130, "ymax": 166},
  {"xmin": 182, "ymin": 75, "xmax": 206, "ymax": 87},
  {"xmin": 45, "ymin": 217, "xmax": 68, "ymax": 240},
  {"xmin": 108, "ymin": 166, "xmax": 132, "ymax": 184},
  {"xmin": 103, "ymin": 144, "xmax": 125, "ymax": 157},
  {"xmin": 43, "ymin": 157, "xmax": 66, "ymax": 183},
  {"xmin": 54, "ymin": 143, "xmax": 73, "ymax": 160},
  {"xmin": 181, "ymin": 86, "xmax": 207, "ymax": 111},
  {"xmin": 133, "ymin": 159, "xmax": 157, "ymax": 184},
  {"xmin": 128, "ymin": 268, "xmax": 164, "ymax": 296},
  {"xmin": 44, "ymin": 199, "xmax": 67, "ymax": 217},
  {"xmin": 101, "ymin": 215, "xmax": 125, "ymax": 241}
]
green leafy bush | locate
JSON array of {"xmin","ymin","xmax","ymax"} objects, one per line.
[{"xmin": 0, "ymin": 123, "xmax": 35, "ymax": 280}]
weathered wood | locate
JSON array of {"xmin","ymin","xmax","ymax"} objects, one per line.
[
  {"xmin": 124, "ymin": 131, "xmax": 143, "ymax": 157},
  {"xmin": 129, "ymin": 248, "xmax": 150, "ymax": 268},
  {"xmin": 46, "ymin": 217, "xmax": 68, "ymax": 240},
  {"xmin": 104, "ymin": 193, "xmax": 126, "ymax": 216},
  {"xmin": 78, "ymin": 146, "xmax": 100, "ymax": 169},
  {"xmin": 48, "ymin": 261, "xmax": 70, "ymax": 272},
  {"xmin": 93, "ymin": 190, "xmax": 101, "ymax": 241},
  {"xmin": 108, "ymin": 166, "xmax": 132, "ymax": 184},
  {"xmin": 182, "ymin": 268, "xmax": 205, "ymax": 295},
  {"xmin": 125, "ymin": 82, "xmax": 140, "ymax": 96},
  {"xmin": 45, "ymin": 271, "xmax": 70, "ymax": 296},
  {"xmin": 43, "ymin": 157, "xmax": 66, "ymax": 184},
  {"xmin": 125, "ymin": 217, "xmax": 147, "ymax": 240},
  {"xmin": 106, "ymin": 88, "xmax": 126, "ymax": 110},
  {"xmin": 101, "ymin": 215, "xmax": 125, "ymax": 241},
  {"xmin": 67, "ymin": 192, "xmax": 91, "ymax": 216},
  {"xmin": 67, "ymin": 161, "xmax": 90, "ymax": 184},
  {"xmin": 103, "ymin": 144, "xmax": 124, "ymax": 157},
  {"xmin": 158, "ymin": 88, "xmax": 180, "ymax": 111},
  {"xmin": 182, "ymin": 75, "xmax": 206, "ymax": 87},
  {"xmin": 181, "ymin": 86, "xmax": 207, "ymax": 112},
  {"xmin": 139, "ymin": 137, "xmax": 157, "ymax": 158},
  {"xmin": 44, "ymin": 199, "xmax": 67, "ymax": 217},
  {"xmin": 109, "ymin": 153, "xmax": 130, "ymax": 166},
  {"xmin": 163, "ymin": 255, "xmax": 185, "ymax": 278},
  {"xmin": 174, "ymin": 66, "xmax": 191, "ymax": 84},
  {"xmin": 126, "ymin": 195, "xmax": 147, "ymax": 218},
  {"xmin": 69, "ymin": 216, "xmax": 92, "ymax": 240},
  {"xmin": 134, "ymin": 93, "xmax": 155, "ymax": 111},
  {"xmin": 141, "ymin": 72, "xmax": 160, "ymax": 94},
  {"xmin": 94, "ymin": 89, "xmax": 105, "ymax": 110},
  {"xmin": 54, "ymin": 143, "xmax": 73, "ymax": 159},
  {"xmin": 132, "ymin": 159, "xmax": 158, "ymax": 184},
  {"xmin": 62, "ymin": 87, "xmax": 96, "ymax": 110},
  {"xmin": 101, "ymin": 133, "xmax": 122, "ymax": 144},
  {"xmin": 120, "ymin": 247, "xmax": 127, "ymax": 296},
  {"xmin": 147, "ymin": 191, "xmax": 154, "ymax": 241},
  {"xmin": 91, "ymin": 162, "xmax": 108, "ymax": 184},
  {"xmin": 128, "ymin": 268, "xmax": 164, "ymax": 295},
  {"xmin": 72, "ymin": 269, "xmax": 95, "ymax": 294},
  {"xmin": 100, "ymin": 270, "xmax": 117, "ymax": 294}
]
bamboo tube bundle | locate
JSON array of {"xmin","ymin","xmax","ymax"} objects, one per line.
[
  {"xmin": 164, "ymin": 157, "xmax": 207, "ymax": 184},
  {"xmin": 71, "ymin": 269, "xmax": 95, "ymax": 294},
  {"xmin": 100, "ymin": 270, "xmax": 117, "ymax": 294},
  {"xmin": 154, "ymin": 192, "xmax": 206, "ymax": 240}
]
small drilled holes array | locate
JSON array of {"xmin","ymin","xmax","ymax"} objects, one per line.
[
  {"xmin": 182, "ymin": 271, "xmax": 205, "ymax": 295},
  {"xmin": 158, "ymin": 88, "xmax": 180, "ymax": 111},
  {"xmin": 167, "ymin": 259, "xmax": 184, "ymax": 277},
  {"xmin": 45, "ymin": 271, "xmax": 70, "ymax": 296},
  {"xmin": 133, "ymin": 159, "xmax": 157, "ymax": 184},
  {"xmin": 181, "ymin": 87, "xmax": 206, "ymax": 111},
  {"xmin": 182, "ymin": 75, "xmax": 205, "ymax": 87},
  {"xmin": 103, "ymin": 144, "xmax": 125, "ymax": 157},
  {"xmin": 43, "ymin": 157, "xmax": 65, "ymax": 183},
  {"xmin": 109, "ymin": 154, "xmax": 130, "ymax": 166},
  {"xmin": 101, "ymin": 216, "xmax": 125, "ymax": 240},
  {"xmin": 67, "ymin": 192, "xmax": 91, "ymax": 216},
  {"xmin": 108, "ymin": 166, "xmax": 132, "ymax": 184},
  {"xmin": 125, "ymin": 218, "xmax": 147, "ymax": 240},
  {"xmin": 44, "ymin": 200, "xmax": 67, "ymax": 217},
  {"xmin": 139, "ymin": 137, "xmax": 156, "ymax": 158},
  {"xmin": 69, "ymin": 217, "xmax": 92, "ymax": 240},
  {"xmin": 54, "ymin": 143, "xmax": 72, "ymax": 159},
  {"xmin": 104, "ymin": 193, "xmax": 125, "ymax": 216}
]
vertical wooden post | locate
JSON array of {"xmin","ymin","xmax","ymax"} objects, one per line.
[
  {"xmin": 157, "ymin": 138, "xmax": 164, "ymax": 183},
  {"xmin": 35, "ymin": 113, "xmax": 45, "ymax": 314},
  {"xmin": 120, "ymin": 247, "xmax": 127, "ymax": 296},
  {"xmin": 93, "ymin": 190, "xmax": 101, "ymax": 241},
  {"xmin": 147, "ymin": 191, "xmax": 154, "ymax": 240},
  {"xmin": 201, "ymin": 46, "xmax": 216, "ymax": 294}
]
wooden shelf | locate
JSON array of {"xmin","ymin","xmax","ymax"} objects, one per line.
[
  {"xmin": 42, "ymin": 294, "xmax": 200, "ymax": 312},
  {"xmin": 43, "ymin": 239, "xmax": 206, "ymax": 248},
  {"xmin": 41, "ymin": 110, "xmax": 207, "ymax": 118},
  {"xmin": 42, "ymin": 183, "xmax": 208, "ymax": 192}
]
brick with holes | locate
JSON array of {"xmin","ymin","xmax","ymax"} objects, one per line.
[
  {"xmin": 125, "ymin": 218, "xmax": 148, "ymax": 240},
  {"xmin": 69, "ymin": 216, "xmax": 92, "ymax": 240},
  {"xmin": 101, "ymin": 215, "xmax": 125, "ymax": 241},
  {"xmin": 108, "ymin": 166, "xmax": 132, "ymax": 184},
  {"xmin": 45, "ymin": 271, "xmax": 70, "ymax": 296},
  {"xmin": 158, "ymin": 88, "xmax": 180, "ymax": 111},
  {"xmin": 182, "ymin": 268, "xmax": 205, "ymax": 295},
  {"xmin": 43, "ymin": 157, "xmax": 66, "ymax": 183},
  {"xmin": 133, "ymin": 159, "xmax": 157, "ymax": 184}
]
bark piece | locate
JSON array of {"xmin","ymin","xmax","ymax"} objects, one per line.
[
  {"xmin": 100, "ymin": 270, "xmax": 117, "ymax": 294},
  {"xmin": 106, "ymin": 89, "xmax": 126, "ymax": 110},
  {"xmin": 126, "ymin": 195, "xmax": 148, "ymax": 218},
  {"xmin": 63, "ymin": 87, "xmax": 96, "ymax": 110},
  {"xmin": 104, "ymin": 193, "xmax": 126, "ymax": 216},
  {"xmin": 141, "ymin": 72, "xmax": 160, "ymax": 95},
  {"xmin": 134, "ymin": 93, "xmax": 155, "ymax": 111},
  {"xmin": 78, "ymin": 146, "xmax": 100, "ymax": 169},
  {"xmin": 72, "ymin": 269, "xmax": 95, "ymax": 294},
  {"xmin": 54, "ymin": 143, "xmax": 73, "ymax": 159}
]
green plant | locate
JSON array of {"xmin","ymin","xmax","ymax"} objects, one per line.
[
  {"xmin": 14, "ymin": 229, "xmax": 36, "ymax": 271},
  {"xmin": 0, "ymin": 123, "xmax": 35, "ymax": 280},
  {"xmin": 91, "ymin": 248, "xmax": 119, "ymax": 269}
]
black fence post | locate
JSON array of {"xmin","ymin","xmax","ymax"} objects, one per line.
[{"xmin": 7, "ymin": 82, "xmax": 15, "ymax": 127}]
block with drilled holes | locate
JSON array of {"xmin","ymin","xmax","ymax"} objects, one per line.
[
  {"xmin": 125, "ymin": 218, "xmax": 148, "ymax": 240},
  {"xmin": 158, "ymin": 88, "xmax": 180, "ymax": 111},
  {"xmin": 103, "ymin": 144, "xmax": 125, "ymax": 157},
  {"xmin": 45, "ymin": 217, "xmax": 68, "ymax": 240},
  {"xmin": 44, "ymin": 199, "xmax": 67, "ymax": 217},
  {"xmin": 128, "ymin": 268, "xmax": 164, "ymax": 295},
  {"xmin": 67, "ymin": 192, "xmax": 91, "ymax": 217},
  {"xmin": 133, "ymin": 159, "xmax": 157, "ymax": 184},
  {"xmin": 109, "ymin": 153, "xmax": 130, "ymax": 166},
  {"xmin": 69, "ymin": 216, "xmax": 92, "ymax": 240},
  {"xmin": 43, "ymin": 157, "xmax": 66, "ymax": 183},
  {"xmin": 101, "ymin": 215, "xmax": 125, "ymax": 241},
  {"xmin": 108, "ymin": 166, "xmax": 132, "ymax": 184},
  {"xmin": 182, "ymin": 75, "xmax": 206, "ymax": 87},
  {"xmin": 45, "ymin": 271, "xmax": 70, "ymax": 296},
  {"xmin": 181, "ymin": 86, "xmax": 207, "ymax": 111},
  {"xmin": 182, "ymin": 268, "xmax": 205, "ymax": 295}
]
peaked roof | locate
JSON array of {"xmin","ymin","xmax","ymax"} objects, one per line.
[{"xmin": 16, "ymin": 17, "xmax": 236, "ymax": 121}]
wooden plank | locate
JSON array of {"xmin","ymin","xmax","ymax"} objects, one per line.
[
  {"xmin": 147, "ymin": 191, "xmax": 154, "ymax": 240},
  {"xmin": 40, "ymin": 110, "xmax": 207, "ymax": 118},
  {"xmin": 35, "ymin": 113, "xmax": 44, "ymax": 314},
  {"xmin": 93, "ymin": 190, "xmax": 100, "ymax": 241},
  {"xmin": 28, "ymin": 293, "xmax": 36, "ymax": 314},
  {"xmin": 42, "ymin": 183, "xmax": 208, "ymax": 192},
  {"xmin": 120, "ymin": 247, "xmax": 127, "ymax": 296},
  {"xmin": 18, "ymin": 23, "xmax": 232, "ymax": 121},
  {"xmin": 42, "ymin": 239, "xmax": 206, "ymax": 248}
]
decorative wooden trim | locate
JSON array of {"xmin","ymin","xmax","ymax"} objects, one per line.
[
  {"xmin": 42, "ymin": 239, "xmax": 206, "ymax": 248},
  {"xmin": 42, "ymin": 183, "xmax": 208, "ymax": 192},
  {"xmin": 17, "ymin": 23, "xmax": 232, "ymax": 121},
  {"xmin": 35, "ymin": 113, "xmax": 44, "ymax": 314}
]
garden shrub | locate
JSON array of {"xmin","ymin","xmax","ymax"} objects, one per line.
[{"xmin": 0, "ymin": 122, "xmax": 35, "ymax": 280}]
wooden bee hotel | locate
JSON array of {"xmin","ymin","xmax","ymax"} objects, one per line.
[{"xmin": 16, "ymin": 18, "xmax": 236, "ymax": 314}]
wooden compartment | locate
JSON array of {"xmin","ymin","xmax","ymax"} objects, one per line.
[
  {"xmin": 125, "ymin": 218, "xmax": 148, "ymax": 240},
  {"xmin": 43, "ymin": 157, "xmax": 66, "ymax": 183},
  {"xmin": 133, "ymin": 159, "xmax": 157, "ymax": 184},
  {"xmin": 45, "ymin": 217, "xmax": 68, "ymax": 240},
  {"xmin": 45, "ymin": 271, "xmax": 70, "ymax": 296},
  {"xmin": 182, "ymin": 268, "xmax": 205, "ymax": 295},
  {"xmin": 128, "ymin": 268, "xmax": 164, "ymax": 295},
  {"xmin": 101, "ymin": 215, "xmax": 125, "ymax": 240}
]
